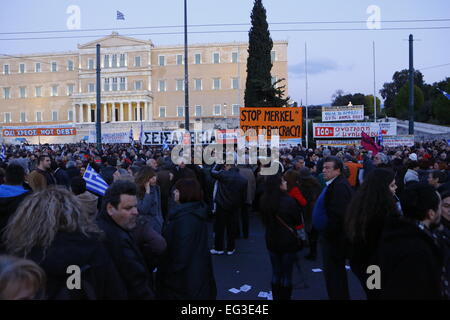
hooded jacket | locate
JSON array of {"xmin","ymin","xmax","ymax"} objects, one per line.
[
  {"xmin": 0, "ymin": 184, "xmax": 31, "ymax": 250},
  {"xmin": 156, "ymin": 201, "xmax": 217, "ymax": 300},
  {"xmin": 377, "ymin": 215, "xmax": 444, "ymax": 299},
  {"xmin": 76, "ymin": 191, "xmax": 98, "ymax": 219}
]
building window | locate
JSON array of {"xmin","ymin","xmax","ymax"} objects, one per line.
[
  {"xmin": 51, "ymin": 85, "xmax": 58, "ymax": 97},
  {"xmin": 3, "ymin": 64, "xmax": 10, "ymax": 75},
  {"xmin": 68, "ymin": 110, "xmax": 74, "ymax": 122},
  {"xmin": 213, "ymin": 52, "xmax": 220, "ymax": 64},
  {"xmin": 112, "ymin": 78, "xmax": 118, "ymax": 91},
  {"xmin": 135, "ymin": 56, "xmax": 141, "ymax": 67},
  {"xmin": 232, "ymin": 104, "xmax": 240, "ymax": 115},
  {"xmin": 213, "ymin": 78, "xmax": 221, "ymax": 90},
  {"xmin": 194, "ymin": 79, "xmax": 202, "ymax": 91},
  {"xmin": 120, "ymin": 77, "xmax": 126, "ymax": 91},
  {"xmin": 104, "ymin": 55, "xmax": 110, "ymax": 68},
  {"xmin": 112, "ymin": 54, "xmax": 118, "ymax": 68},
  {"xmin": 176, "ymin": 54, "xmax": 183, "ymax": 65},
  {"xmin": 158, "ymin": 80, "xmax": 166, "ymax": 92},
  {"xmin": 232, "ymin": 52, "xmax": 238, "ymax": 63},
  {"xmin": 67, "ymin": 60, "xmax": 74, "ymax": 71},
  {"xmin": 195, "ymin": 53, "xmax": 201, "ymax": 64},
  {"xmin": 3, "ymin": 87, "xmax": 10, "ymax": 99},
  {"xmin": 271, "ymin": 50, "xmax": 276, "ymax": 63},
  {"xmin": 51, "ymin": 62, "xmax": 57, "ymax": 72},
  {"xmin": 232, "ymin": 78, "xmax": 239, "ymax": 89},
  {"xmin": 158, "ymin": 55, "xmax": 165, "ymax": 66},
  {"xmin": 19, "ymin": 87, "xmax": 26, "ymax": 98},
  {"xmin": 19, "ymin": 63, "xmax": 26, "ymax": 73},
  {"xmin": 67, "ymin": 84, "xmax": 74, "ymax": 96},
  {"xmin": 52, "ymin": 111, "xmax": 58, "ymax": 121},
  {"xmin": 195, "ymin": 105, "xmax": 202, "ymax": 117},
  {"xmin": 4, "ymin": 113, "xmax": 11, "ymax": 123},
  {"xmin": 213, "ymin": 104, "xmax": 221, "ymax": 115},
  {"xmin": 134, "ymin": 80, "xmax": 143, "ymax": 90},
  {"xmin": 120, "ymin": 54, "xmax": 126, "ymax": 67},
  {"xmin": 20, "ymin": 112, "xmax": 26, "ymax": 123},
  {"xmin": 176, "ymin": 79, "xmax": 184, "ymax": 91},
  {"xmin": 159, "ymin": 106, "xmax": 166, "ymax": 118},
  {"xmin": 35, "ymin": 63, "xmax": 41, "ymax": 72},
  {"xmin": 177, "ymin": 106, "xmax": 185, "ymax": 117},
  {"xmin": 88, "ymin": 83, "xmax": 95, "ymax": 92},
  {"xmin": 36, "ymin": 111, "xmax": 42, "ymax": 122},
  {"xmin": 88, "ymin": 59, "xmax": 94, "ymax": 70},
  {"xmin": 35, "ymin": 86, "xmax": 42, "ymax": 97},
  {"xmin": 104, "ymin": 78, "xmax": 110, "ymax": 91}
]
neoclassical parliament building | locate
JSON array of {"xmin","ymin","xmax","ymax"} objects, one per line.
[{"xmin": 0, "ymin": 32, "xmax": 288, "ymax": 143}]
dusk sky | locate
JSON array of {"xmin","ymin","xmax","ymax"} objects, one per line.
[{"xmin": 1, "ymin": 0, "xmax": 449, "ymax": 105}]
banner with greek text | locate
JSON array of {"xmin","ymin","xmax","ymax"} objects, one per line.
[
  {"xmin": 382, "ymin": 135, "xmax": 415, "ymax": 148},
  {"xmin": 88, "ymin": 131, "xmax": 130, "ymax": 144},
  {"xmin": 322, "ymin": 105, "xmax": 364, "ymax": 122},
  {"xmin": 313, "ymin": 122, "xmax": 396, "ymax": 138}
]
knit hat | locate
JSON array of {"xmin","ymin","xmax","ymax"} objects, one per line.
[{"xmin": 409, "ymin": 153, "xmax": 418, "ymax": 161}]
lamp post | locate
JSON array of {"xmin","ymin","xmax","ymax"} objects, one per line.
[{"xmin": 184, "ymin": 0, "xmax": 190, "ymax": 132}]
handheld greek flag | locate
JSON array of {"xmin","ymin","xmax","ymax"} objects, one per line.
[
  {"xmin": 83, "ymin": 164, "xmax": 109, "ymax": 196},
  {"xmin": 0, "ymin": 144, "xmax": 6, "ymax": 162},
  {"xmin": 139, "ymin": 121, "xmax": 144, "ymax": 144},
  {"xmin": 129, "ymin": 127, "xmax": 134, "ymax": 146},
  {"xmin": 437, "ymin": 88, "xmax": 450, "ymax": 100},
  {"xmin": 116, "ymin": 11, "xmax": 125, "ymax": 20}
]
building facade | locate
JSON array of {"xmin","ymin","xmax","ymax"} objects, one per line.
[{"xmin": 0, "ymin": 32, "xmax": 288, "ymax": 143}]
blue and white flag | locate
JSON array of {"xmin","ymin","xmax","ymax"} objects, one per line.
[
  {"xmin": 437, "ymin": 88, "xmax": 450, "ymax": 100},
  {"xmin": 139, "ymin": 121, "xmax": 144, "ymax": 145},
  {"xmin": 0, "ymin": 144, "xmax": 6, "ymax": 162},
  {"xmin": 377, "ymin": 125, "xmax": 384, "ymax": 147},
  {"xmin": 116, "ymin": 11, "xmax": 125, "ymax": 20},
  {"xmin": 129, "ymin": 127, "xmax": 134, "ymax": 146},
  {"xmin": 162, "ymin": 142, "xmax": 170, "ymax": 151},
  {"xmin": 83, "ymin": 164, "xmax": 109, "ymax": 196}
]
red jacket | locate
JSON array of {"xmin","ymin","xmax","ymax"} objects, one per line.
[{"xmin": 288, "ymin": 186, "xmax": 307, "ymax": 207}]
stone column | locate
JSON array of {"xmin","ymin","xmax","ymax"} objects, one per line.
[
  {"xmin": 79, "ymin": 104, "xmax": 84, "ymax": 123},
  {"xmin": 112, "ymin": 102, "xmax": 116, "ymax": 122},
  {"xmin": 87, "ymin": 104, "xmax": 92, "ymax": 123},
  {"xmin": 72, "ymin": 104, "xmax": 76, "ymax": 123},
  {"xmin": 103, "ymin": 103, "xmax": 108, "ymax": 122},
  {"xmin": 144, "ymin": 101, "xmax": 148, "ymax": 121},
  {"xmin": 136, "ymin": 102, "xmax": 141, "ymax": 121},
  {"xmin": 120, "ymin": 102, "xmax": 124, "ymax": 122},
  {"xmin": 128, "ymin": 101, "xmax": 132, "ymax": 121}
]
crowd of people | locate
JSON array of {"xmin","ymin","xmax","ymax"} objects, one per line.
[{"xmin": 0, "ymin": 138, "xmax": 449, "ymax": 300}]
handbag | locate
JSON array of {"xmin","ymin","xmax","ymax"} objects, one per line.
[{"xmin": 275, "ymin": 215, "xmax": 304, "ymax": 250}]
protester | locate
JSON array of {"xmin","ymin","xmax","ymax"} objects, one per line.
[
  {"xmin": 2, "ymin": 186, "xmax": 125, "ymax": 299},
  {"xmin": 97, "ymin": 181, "xmax": 153, "ymax": 299},
  {"xmin": 437, "ymin": 190, "xmax": 450, "ymax": 299},
  {"xmin": 70, "ymin": 177, "xmax": 99, "ymax": 220},
  {"xmin": 135, "ymin": 166, "xmax": 164, "ymax": 234},
  {"xmin": 156, "ymin": 178, "xmax": 216, "ymax": 299},
  {"xmin": 27, "ymin": 155, "xmax": 56, "ymax": 191},
  {"xmin": 378, "ymin": 183, "xmax": 445, "ymax": 299},
  {"xmin": 312, "ymin": 156, "xmax": 353, "ymax": 300},
  {"xmin": 237, "ymin": 162, "xmax": 256, "ymax": 239},
  {"xmin": 345, "ymin": 168, "xmax": 399, "ymax": 299},
  {"xmin": 260, "ymin": 174, "xmax": 301, "ymax": 300},
  {"xmin": 0, "ymin": 255, "xmax": 46, "ymax": 300}
]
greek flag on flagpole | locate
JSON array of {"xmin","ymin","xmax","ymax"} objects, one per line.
[
  {"xmin": 139, "ymin": 121, "xmax": 144, "ymax": 144},
  {"xmin": 83, "ymin": 164, "xmax": 109, "ymax": 196},
  {"xmin": 129, "ymin": 127, "xmax": 134, "ymax": 146},
  {"xmin": 437, "ymin": 88, "xmax": 450, "ymax": 100},
  {"xmin": 116, "ymin": 11, "xmax": 125, "ymax": 20}
]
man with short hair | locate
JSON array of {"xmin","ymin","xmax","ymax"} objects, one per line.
[
  {"xmin": 378, "ymin": 183, "xmax": 445, "ymax": 299},
  {"xmin": 313, "ymin": 156, "xmax": 353, "ymax": 300},
  {"xmin": 97, "ymin": 181, "xmax": 153, "ymax": 299},
  {"xmin": 26, "ymin": 155, "xmax": 56, "ymax": 191}
]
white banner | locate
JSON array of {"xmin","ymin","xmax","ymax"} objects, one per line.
[
  {"xmin": 313, "ymin": 122, "xmax": 397, "ymax": 138},
  {"xmin": 316, "ymin": 139, "xmax": 361, "ymax": 147},
  {"xmin": 142, "ymin": 130, "xmax": 216, "ymax": 145},
  {"xmin": 382, "ymin": 135, "xmax": 415, "ymax": 148},
  {"xmin": 88, "ymin": 131, "xmax": 129, "ymax": 144},
  {"xmin": 322, "ymin": 105, "xmax": 364, "ymax": 122}
]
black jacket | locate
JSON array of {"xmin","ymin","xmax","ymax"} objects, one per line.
[
  {"xmin": 100, "ymin": 166, "xmax": 117, "ymax": 185},
  {"xmin": 28, "ymin": 231, "xmax": 126, "ymax": 300},
  {"xmin": 66, "ymin": 167, "xmax": 81, "ymax": 180},
  {"xmin": 264, "ymin": 193, "xmax": 302, "ymax": 254},
  {"xmin": 156, "ymin": 201, "xmax": 217, "ymax": 300},
  {"xmin": 97, "ymin": 211, "xmax": 154, "ymax": 299},
  {"xmin": 54, "ymin": 168, "xmax": 71, "ymax": 189},
  {"xmin": 377, "ymin": 215, "xmax": 444, "ymax": 299},
  {"xmin": 324, "ymin": 174, "xmax": 354, "ymax": 239},
  {"xmin": 211, "ymin": 165, "xmax": 247, "ymax": 212}
]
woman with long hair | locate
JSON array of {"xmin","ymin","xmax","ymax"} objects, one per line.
[
  {"xmin": 156, "ymin": 178, "xmax": 216, "ymax": 300},
  {"xmin": 344, "ymin": 168, "xmax": 400, "ymax": 299},
  {"xmin": 2, "ymin": 186, "xmax": 125, "ymax": 299},
  {"xmin": 260, "ymin": 174, "xmax": 302, "ymax": 300},
  {"xmin": 135, "ymin": 166, "xmax": 164, "ymax": 234}
]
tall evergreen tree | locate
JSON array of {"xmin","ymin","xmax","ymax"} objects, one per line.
[{"xmin": 244, "ymin": 0, "xmax": 289, "ymax": 107}]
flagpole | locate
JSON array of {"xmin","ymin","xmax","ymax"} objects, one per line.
[
  {"xmin": 373, "ymin": 41, "xmax": 377, "ymax": 122},
  {"xmin": 305, "ymin": 42, "xmax": 309, "ymax": 149}
]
